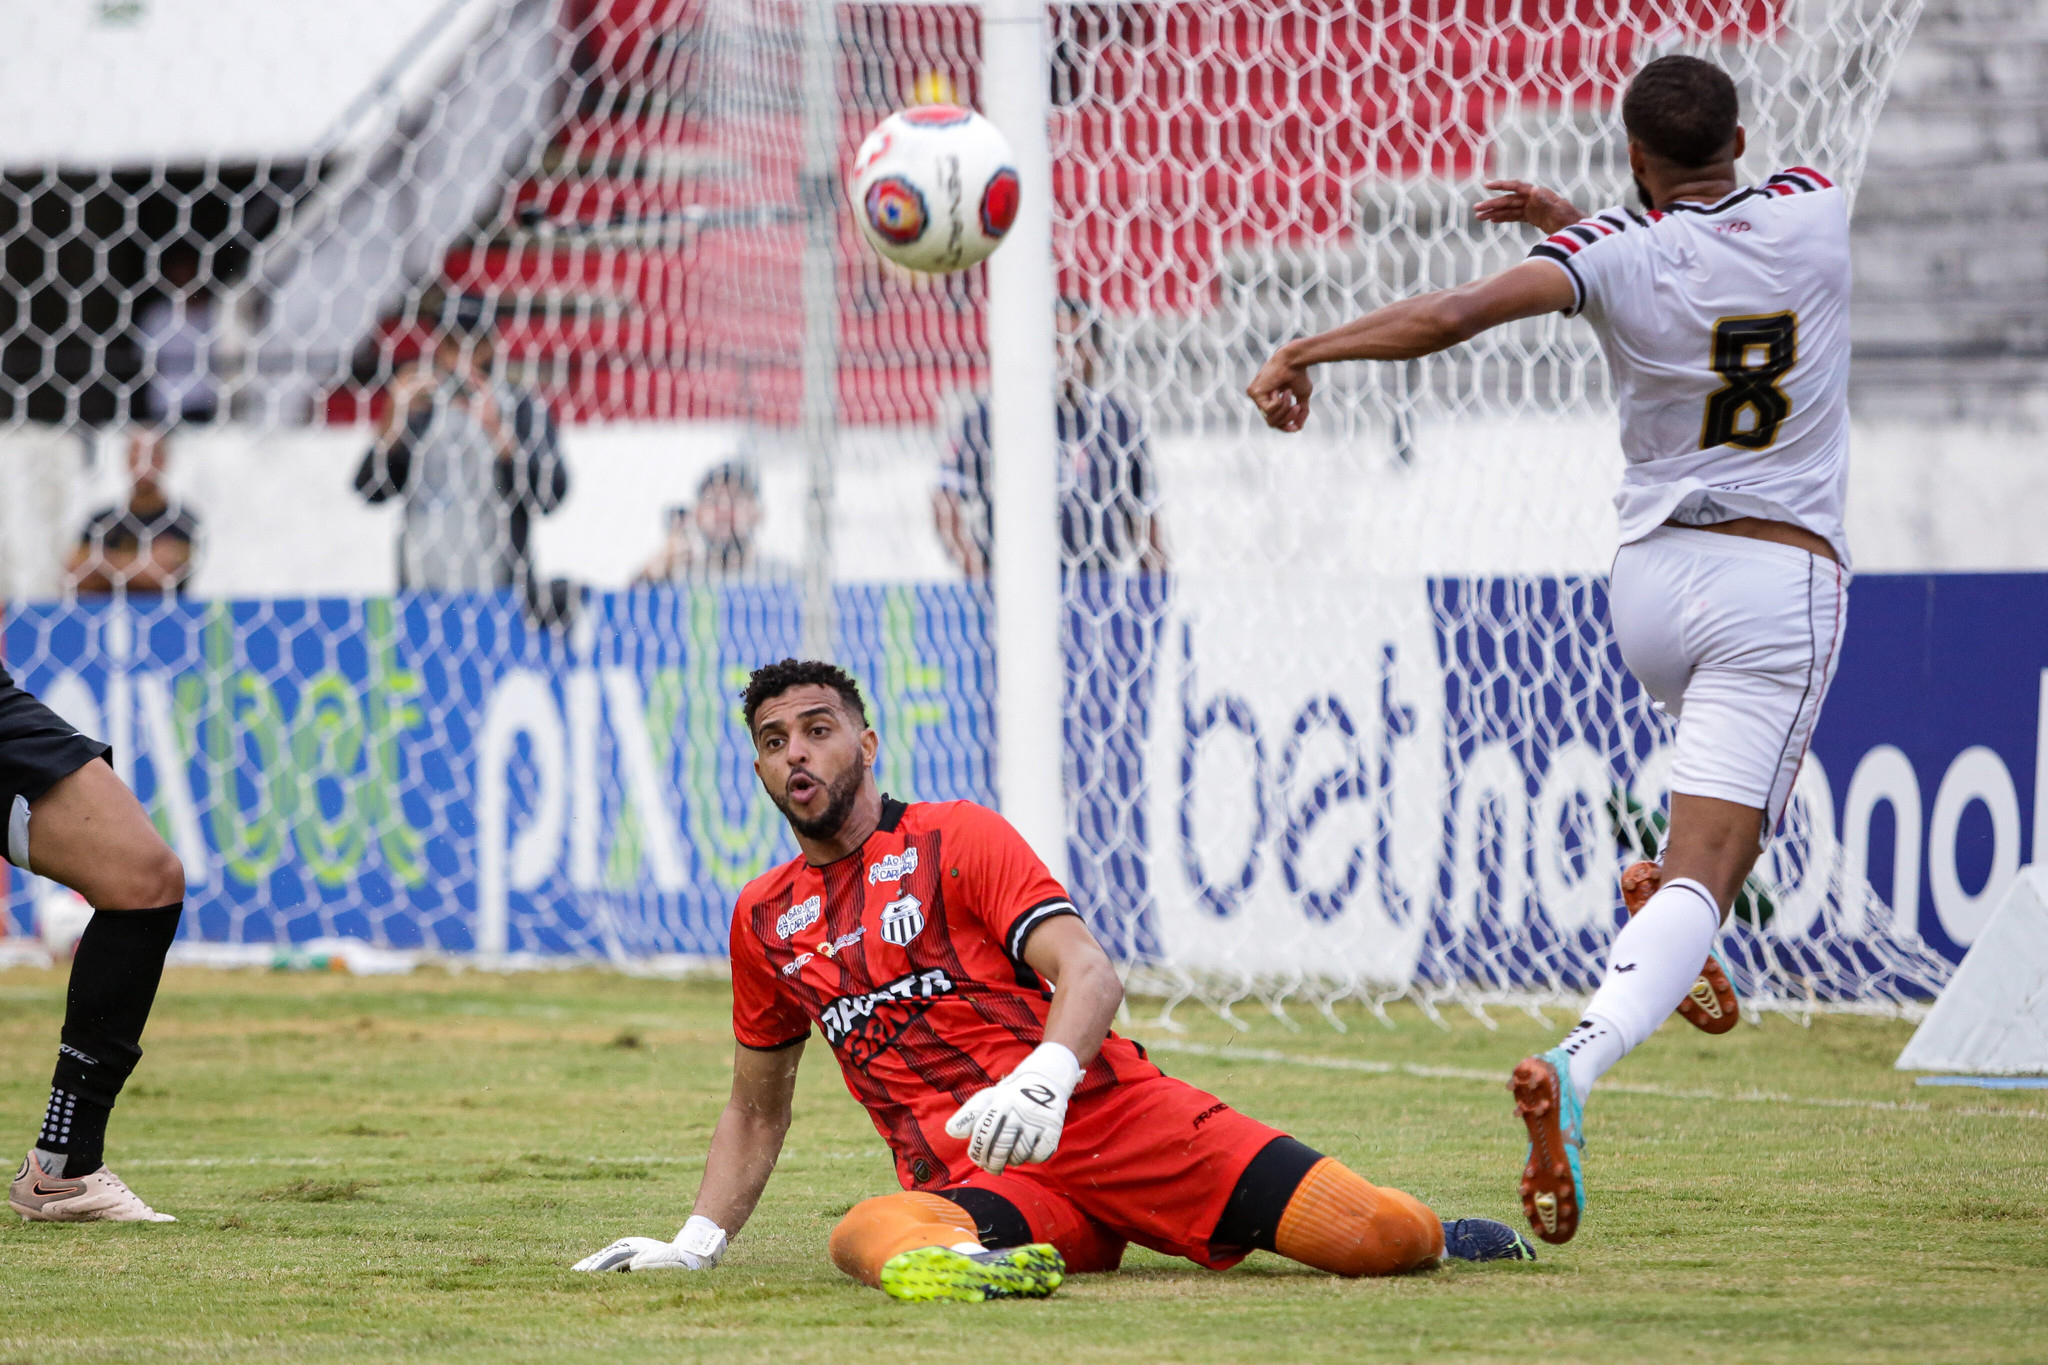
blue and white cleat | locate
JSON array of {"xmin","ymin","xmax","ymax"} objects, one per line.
[
  {"xmin": 1510, "ymin": 1046, "xmax": 1585, "ymax": 1245},
  {"xmin": 1441, "ymin": 1217, "xmax": 1537, "ymax": 1262}
]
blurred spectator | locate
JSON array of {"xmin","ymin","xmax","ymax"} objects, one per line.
[
  {"xmin": 66, "ymin": 427, "xmax": 201, "ymax": 596},
  {"xmin": 354, "ymin": 298, "xmax": 568, "ymax": 593},
  {"xmin": 637, "ymin": 505, "xmax": 696, "ymax": 584},
  {"xmin": 635, "ymin": 461, "xmax": 768, "ymax": 583},
  {"xmin": 933, "ymin": 299, "xmax": 1165, "ymax": 578},
  {"xmin": 135, "ymin": 243, "xmax": 218, "ymax": 423}
]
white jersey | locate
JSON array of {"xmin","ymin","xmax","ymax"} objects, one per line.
[{"xmin": 1529, "ymin": 167, "xmax": 1852, "ymax": 567}]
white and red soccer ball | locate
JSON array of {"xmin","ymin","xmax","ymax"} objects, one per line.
[{"xmin": 850, "ymin": 105, "xmax": 1019, "ymax": 274}]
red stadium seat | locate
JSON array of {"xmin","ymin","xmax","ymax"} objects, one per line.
[{"xmin": 327, "ymin": 0, "xmax": 1783, "ymax": 425}]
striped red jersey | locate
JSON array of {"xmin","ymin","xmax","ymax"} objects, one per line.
[{"xmin": 728, "ymin": 796, "xmax": 1161, "ymax": 1190}]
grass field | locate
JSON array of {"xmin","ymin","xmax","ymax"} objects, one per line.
[{"xmin": 0, "ymin": 967, "xmax": 2043, "ymax": 1364}]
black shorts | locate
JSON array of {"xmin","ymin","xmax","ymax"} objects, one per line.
[{"xmin": 0, "ymin": 664, "xmax": 112, "ymax": 868}]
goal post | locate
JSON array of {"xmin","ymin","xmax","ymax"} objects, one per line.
[{"xmin": 983, "ymin": 0, "xmax": 1069, "ymax": 881}]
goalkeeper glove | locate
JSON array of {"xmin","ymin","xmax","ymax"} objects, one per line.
[
  {"xmin": 571, "ymin": 1214, "xmax": 728, "ymax": 1272},
  {"xmin": 944, "ymin": 1041, "xmax": 1082, "ymax": 1174}
]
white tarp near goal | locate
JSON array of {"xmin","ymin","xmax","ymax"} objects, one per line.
[{"xmin": 1895, "ymin": 866, "xmax": 2048, "ymax": 1075}]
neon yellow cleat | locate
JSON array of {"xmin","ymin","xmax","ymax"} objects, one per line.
[{"xmin": 878, "ymin": 1242, "xmax": 1065, "ymax": 1303}]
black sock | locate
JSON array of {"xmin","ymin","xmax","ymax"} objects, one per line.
[
  {"xmin": 36, "ymin": 1085, "xmax": 108, "ymax": 1175},
  {"xmin": 39, "ymin": 905, "xmax": 181, "ymax": 1177}
]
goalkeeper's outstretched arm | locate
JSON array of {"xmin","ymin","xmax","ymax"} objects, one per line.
[
  {"xmin": 571, "ymin": 1038, "xmax": 802, "ymax": 1271},
  {"xmin": 1246, "ymin": 259, "xmax": 1577, "ymax": 433},
  {"xmin": 691, "ymin": 1039, "xmax": 805, "ymax": 1233}
]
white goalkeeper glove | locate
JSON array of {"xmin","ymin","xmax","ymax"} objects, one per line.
[
  {"xmin": 570, "ymin": 1214, "xmax": 728, "ymax": 1272},
  {"xmin": 944, "ymin": 1041, "xmax": 1083, "ymax": 1174}
]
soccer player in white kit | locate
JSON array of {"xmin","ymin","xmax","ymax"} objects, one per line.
[{"xmin": 1246, "ymin": 55, "xmax": 1850, "ymax": 1245}]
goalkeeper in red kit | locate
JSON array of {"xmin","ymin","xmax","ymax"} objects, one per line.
[{"xmin": 572, "ymin": 660, "xmax": 1532, "ymax": 1300}]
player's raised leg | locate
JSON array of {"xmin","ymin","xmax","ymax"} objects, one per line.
[
  {"xmin": 1517, "ymin": 522, "xmax": 1846, "ymax": 1244},
  {"xmin": 1515, "ymin": 793, "xmax": 1758, "ymax": 1242},
  {"xmin": 1512, "ymin": 795, "xmax": 1743, "ymax": 1242},
  {"xmin": 7, "ymin": 756, "xmax": 184, "ymax": 1224}
]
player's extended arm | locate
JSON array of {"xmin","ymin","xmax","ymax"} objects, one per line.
[
  {"xmin": 690, "ymin": 1039, "xmax": 804, "ymax": 1232},
  {"xmin": 1021, "ymin": 914, "xmax": 1123, "ymax": 1068},
  {"xmin": 1246, "ymin": 260, "xmax": 1576, "ymax": 433},
  {"xmin": 944, "ymin": 914, "xmax": 1124, "ymax": 1174},
  {"xmin": 571, "ymin": 1038, "xmax": 804, "ymax": 1272}
]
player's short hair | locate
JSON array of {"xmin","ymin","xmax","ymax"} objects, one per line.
[
  {"xmin": 1623, "ymin": 55, "xmax": 1740, "ymax": 168},
  {"xmin": 741, "ymin": 658, "xmax": 870, "ymax": 732}
]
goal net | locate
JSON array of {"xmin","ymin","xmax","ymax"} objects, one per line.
[
  {"xmin": 0, "ymin": 0, "xmax": 1949, "ymax": 1018},
  {"xmin": 1041, "ymin": 0, "xmax": 1945, "ymax": 1023}
]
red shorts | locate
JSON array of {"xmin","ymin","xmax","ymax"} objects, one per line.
[{"xmin": 944, "ymin": 1075, "xmax": 1286, "ymax": 1273}]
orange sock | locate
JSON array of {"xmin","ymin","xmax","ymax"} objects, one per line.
[
  {"xmin": 1273, "ymin": 1158, "xmax": 1444, "ymax": 1277},
  {"xmin": 828, "ymin": 1192, "xmax": 984, "ymax": 1287}
]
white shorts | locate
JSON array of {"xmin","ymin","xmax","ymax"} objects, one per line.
[{"xmin": 1609, "ymin": 526, "xmax": 1849, "ymax": 846}]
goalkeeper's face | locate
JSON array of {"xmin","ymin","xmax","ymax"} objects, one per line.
[{"xmin": 750, "ymin": 685, "xmax": 878, "ymax": 842}]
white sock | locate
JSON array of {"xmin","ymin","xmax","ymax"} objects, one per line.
[
  {"xmin": 1555, "ymin": 1018, "xmax": 1626, "ymax": 1107},
  {"xmin": 1562, "ymin": 877, "xmax": 1721, "ymax": 1104}
]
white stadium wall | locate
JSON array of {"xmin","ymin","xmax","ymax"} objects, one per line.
[
  {"xmin": 0, "ymin": 0, "xmax": 507, "ymax": 167},
  {"xmin": 3, "ymin": 413, "xmax": 2042, "ymax": 610},
  {"xmin": 0, "ymin": 421, "xmax": 963, "ymax": 603}
]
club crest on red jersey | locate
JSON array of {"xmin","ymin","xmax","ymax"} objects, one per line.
[
  {"xmin": 880, "ymin": 892, "xmax": 925, "ymax": 946},
  {"xmin": 867, "ymin": 847, "xmax": 918, "ymax": 884}
]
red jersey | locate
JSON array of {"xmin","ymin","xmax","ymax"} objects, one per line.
[{"xmin": 729, "ymin": 796, "xmax": 1161, "ymax": 1190}]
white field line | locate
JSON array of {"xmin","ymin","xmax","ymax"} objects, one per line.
[
  {"xmin": 114, "ymin": 1041, "xmax": 2042, "ymax": 1173},
  {"xmin": 120, "ymin": 1149, "xmax": 882, "ymax": 1169},
  {"xmin": 117, "ymin": 1155, "xmax": 699, "ymax": 1168},
  {"xmin": 1135, "ymin": 1037, "xmax": 2048, "ymax": 1123}
]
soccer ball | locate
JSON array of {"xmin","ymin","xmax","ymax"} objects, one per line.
[{"xmin": 849, "ymin": 105, "xmax": 1019, "ymax": 274}]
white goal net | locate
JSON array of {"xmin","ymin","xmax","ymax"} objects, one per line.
[
  {"xmin": 1041, "ymin": 0, "xmax": 1943, "ymax": 1022},
  {"xmin": 0, "ymin": 0, "xmax": 1949, "ymax": 1019}
]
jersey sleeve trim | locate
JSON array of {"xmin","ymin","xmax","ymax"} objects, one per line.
[
  {"xmin": 737, "ymin": 1029, "xmax": 809, "ymax": 1052},
  {"xmin": 1525, "ymin": 250, "xmax": 1585, "ymax": 315},
  {"xmin": 1527, "ymin": 211, "xmax": 1635, "ymax": 316},
  {"xmin": 1006, "ymin": 896, "xmax": 1081, "ymax": 963},
  {"xmin": 1766, "ymin": 166, "xmax": 1834, "ymax": 194},
  {"xmin": 1528, "ymin": 212, "xmax": 1630, "ymax": 258}
]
